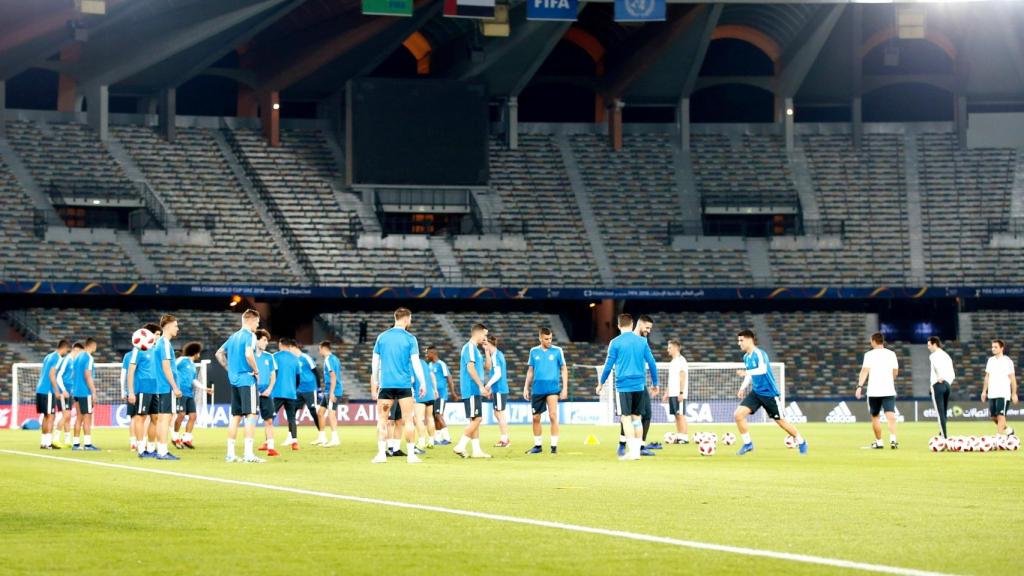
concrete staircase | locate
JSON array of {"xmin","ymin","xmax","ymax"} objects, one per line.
[
  {"xmin": 903, "ymin": 133, "xmax": 926, "ymax": 284},
  {"xmin": 114, "ymin": 231, "xmax": 161, "ymax": 282},
  {"xmin": 0, "ymin": 137, "xmax": 61, "ymax": 224},
  {"xmin": 104, "ymin": 136, "xmax": 179, "ymax": 227},
  {"xmin": 428, "ymin": 236, "xmax": 466, "ymax": 285},
  {"xmin": 556, "ymin": 134, "xmax": 615, "ymax": 287}
]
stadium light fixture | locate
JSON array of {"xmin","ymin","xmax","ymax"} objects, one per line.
[
  {"xmin": 786, "ymin": 108, "xmax": 794, "ymax": 116},
  {"xmin": 272, "ymin": 103, "xmax": 280, "ymax": 111},
  {"xmin": 92, "ymin": 199, "xmax": 102, "ymax": 205},
  {"xmin": 589, "ymin": 302, "xmax": 597, "ymax": 308},
  {"xmin": 229, "ymin": 295, "xmax": 242, "ymax": 308}
]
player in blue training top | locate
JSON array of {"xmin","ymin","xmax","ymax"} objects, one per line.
[
  {"xmin": 484, "ymin": 335, "xmax": 512, "ymax": 448},
  {"xmin": 149, "ymin": 315, "xmax": 183, "ymax": 460},
  {"xmin": 172, "ymin": 341, "xmax": 203, "ymax": 450},
  {"xmin": 71, "ymin": 338, "xmax": 99, "ymax": 451},
  {"xmin": 215, "ymin": 308, "xmax": 263, "ymax": 463},
  {"xmin": 598, "ymin": 314, "xmax": 659, "ymax": 461},
  {"xmin": 426, "ymin": 346, "xmax": 454, "ymax": 446},
  {"xmin": 251, "ymin": 330, "xmax": 280, "ymax": 456},
  {"xmin": 413, "ymin": 354, "xmax": 438, "ymax": 450},
  {"xmin": 35, "ymin": 339, "xmax": 69, "ymax": 449},
  {"xmin": 524, "ymin": 328, "xmax": 568, "ymax": 454},
  {"xmin": 294, "ymin": 345, "xmax": 324, "ymax": 446},
  {"xmin": 54, "ymin": 345, "xmax": 78, "ymax": 448},
  {"xmin": 317, "ymin": 340, "xmax": 343, "ymax": 448},
  {"xmin": 453, "ymin": 323, "xmax": 491, "ymax": 459},
  {"xmin": 370, "ymin": 307, "xmax": 428, "ymax": 464},
  {"xmin": 128, "ymin": 323, "xmax": 161, "ymax": 457},
  {"xmin": 734, "ymin": 329, "xmax": 807, "ymax": 456},
  {"xmin": 272, "ymin": 338, "xmax": 301, "ymax": 451},
  {"xmin": 119, "ymin": 347, "xmax": 136, "ymax": 451}
]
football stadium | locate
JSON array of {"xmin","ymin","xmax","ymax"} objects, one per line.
[{"xmin": 1, "ymin": 0, "xmax": 1022, "ymax": 574}]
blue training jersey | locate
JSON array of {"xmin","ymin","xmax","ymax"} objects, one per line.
[
  {"xmin": 323, "ymin": 353, "xmax": 343, "ymax": 398},
  {"xmin": 459, "ymin": 341, "xmax": 484, "ymax": 397},
  {"xmin": 129, "ymin": 347, "xmax": 158, "ymax": 394},
  {"xmin": 414, "ymin": 358, "xmax": 436, "ymax": 402},
  {"xmin": 488, "ymin": 349, "xmax": 509, "ymax": 394},
  {"xmin": 297, "ymin": 352, "xmax": 317, "ymax": 393},
  {"xmin": 225, "ymin": 328, "xmax": 257, "ymax": 387},
  {"xmin": 56, "ymin": 354, "xmax": 75, "ymax": 395},
  {"xmin": 120, "ymin": 352, "xmax": 132, "ymax": 397},
  {"xmin": 431, "ymin": 360, "xmax": 451, "ymax": 400},
  {"xmin": 373, "ymin": 327, "xmax": 423, "ymax": 390},
  {"xmin": 272, "ymin": 351, "xmax": 298, "ymax": 399},
  {"xmin": 71, "ymin": 352, "xmax": 95, "ymax": 397},
  {"xmin": 153, "ymin": 337, "xmax": 177, "ymax": 394},
  {"xmin": 256, "ymin": 351, "xmax": 277, "ymax": 394},
  {"xmin": 175, "ymin": 357, "xmax": 197, "ymax": 398},
  {"xmin": 744, "ymin": 347, "xmax": 778, "ymax": 397},
  {"xmin": 35, "ymin": 351, "xmax": 63, "ymax": 394},
  {"xmin": 600, "ymin": 332, "xmax": 659, "ymax": 393},
  {"xmin": 528, "ymin": 345, "xmax": 564, "ymax": 396}
]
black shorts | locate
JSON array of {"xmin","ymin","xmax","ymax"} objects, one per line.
[
  {"xmin": 492, "ymin": 393, "xmax": 507, "ymax": 412},
  {"xmin": 531, "ymin": 393, "xmax": 557, "ymax": 415},
  {"xmin": 668, "ymin": 397, "xmax": 686, "ymax": 416},
  {"xmin": 868, "ymin": 396, "xmax": 896, "ymax": 417},
  {"xmin": 231, "ymin": 385, "xmax": 258, "ymax": 416},
  {"xmin": 57, "ymin": 395, "xmax": 70, "ymax": 412},
  {"xmin": 640, "ymin": 390, "xmax": 652, "ymax": 419},
  {"xmin": 150, "ymin": 393, "xmax": 172, "ymax": 415},
  {"xmin": 388, "ymin": 399, "xmax": 403, "ymax": 421},
  {"xmin": 740, "ymin": 391, "xmax": 781, "ymax": 420},
  {"xmin": 418, "ymin": 399, "xmax": 436, "ymax": 409},
  {"xmin": 618, "ymin": 390, "xmax": 645, "ymax": 417},
  {"xmin": 464, "ymin": 395, "xmax": 482, "ymax": 420},
  {"xmin": 436, "ymin": 398, "xmax": 447, "ymax": 415},
  {"xmin": 989, "ymin": 398, "xmax": 1010, "ymax": 417},
  {"xmin": 36, "ymin": 393, "xmax": 57, "ymax": 416},
  {"xmin": 379, "ymin": 387, "xmax": 412, "ymax": 401},
  {"xmin": 75, "ymin": 396, "xmax": 93, "ymax": 415},
  {"xmin": 272, "ymin": 397, "xmax": 298, "ymax": 418},
  {"xmin": 175, "ymin": 396, "xmax": 197, "ymax": 414},
  {"xmin": 319, "ymin": 394, "xmax": 338, "ymax": 410},
  {"xmin": 298, "ymin": 391, "xmax": 317, "ymax": 410},
  {"xmin": 259, "ymin": 396, "xmax": 276, "ymax": 421}
]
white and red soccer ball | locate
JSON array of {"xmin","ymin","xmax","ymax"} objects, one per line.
[
  {"xmin": 1005, "ymin": 435, "xmax": 1021, "ymax": 451},
  {"xmin": 698, "ymin": 441, "xmax": 716, "ymax": 456},
  {"xmin": 132, "ymin": 328, "xmax": 156, "ymax": 351},
  {"xmin": 784, "ymin": 435, "xmax": 797, "ymax": 449},
  {"xmin": 722, "ymin": 433, "xmax": 736, "ymax": 446},
  {"xmin": 928, "ymin": 435, "xmax": 946, "ymax": 452}
]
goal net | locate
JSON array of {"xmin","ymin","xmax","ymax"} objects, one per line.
[
  {"xmin": 10, "ymin": 360, "xmax": 212, "ymax": 429},
  {"xmin": 580, "ymin": 361, "xmax": 785, "ymax": 425}
]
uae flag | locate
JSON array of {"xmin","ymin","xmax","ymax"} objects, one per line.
[{"xmin": 444, "ymin": 0, "xmax": 495, "ymax": 19}]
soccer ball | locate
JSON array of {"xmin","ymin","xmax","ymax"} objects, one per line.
[
  {"xmin": 132, "ymin": 328, "xmax": 156, "ymax": 351},
  {"xmin": 706, "ymin": 433, "xmax": 718, "ymax": 445},
  {"xmin": 722, "ymin": 433, "xmax": 736, "ymax": 446},
  {"xmin": 993, "ymin": 435, "xmax": 1008, "ymax": 450},
  {"xmin": 693, "ymin": 432, "xmax": 707, "ymax": 444},
  {"xmin": 978, "ymin": 437, "xmax": 994, "ymax": 453},
  {"xmin": 663, "ymin": 432, "xmax": 677, "ymax": 445},
  {"xmin": 698, "ymin": 442, "xmax": 716, "ymax": 456},
  {"xmin": 945, "ymin": 437, "xmax": 961, "ymax": 452},
  {"xmin": 784, "ymin": 435, "xmax": 797, "ymax": 449},
  {"xmin": 928, "ymin": 436, "xmax": 946, "ymax": 452},
  {"xmin": 967, "ymin": 436, "xmax": 980, "ymax": 452},
  {"xmin": 1005, "ymin": 435, "xmax": 1021, "ymax": 451}
]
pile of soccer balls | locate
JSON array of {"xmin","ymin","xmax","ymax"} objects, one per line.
[{"xmin": 928, "ymin": 434, "xmax": 1020, "ymax": 452}]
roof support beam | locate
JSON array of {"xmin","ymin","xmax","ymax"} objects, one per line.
[
  {"xmin": 509, "ymin": 17, "xmax": 577, "ymax": 97},
  {"xmin": 996, "ymin": 4, "xmax": 1024, "ymax": 89},
  {"xmin": 680, "ymin": 3, "xmax": 722, "ymax": 98},
  {"xmin": 774, "ymin": 4, "xmax": 845, "ymax": 97}
]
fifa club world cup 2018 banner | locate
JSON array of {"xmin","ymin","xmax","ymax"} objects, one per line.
[
  {"xmin": 527, "ymin": 0, "xmax": 577, "ymax": 21},
  {"xmin": 614, "ymin": 0, "xmax": 664, "ymax": 22}
]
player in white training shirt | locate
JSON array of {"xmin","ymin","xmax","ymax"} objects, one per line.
[
  {"xmin": 982, "ymin": 339, "xmax": 1018, "ymax": 437},
  {"xmin": 664, "ymin": 339, "xmax": 689, "ymax": 444},
  {"xmin": 856, "ymin": 332, "xmax": 900, "ymax": 449}
]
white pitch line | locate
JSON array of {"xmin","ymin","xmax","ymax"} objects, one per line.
[{"xmin": 1, "ymin": 449, "xmax": 960, "ymax": 576}]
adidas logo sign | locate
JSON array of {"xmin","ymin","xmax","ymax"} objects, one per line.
[
  {"xmin": 784, "ymin": 402, "xmax": 808, "ymax": 423},
  {"xmin": 826, "ymin": 401, "xmax": 857, "ymax": 423}
]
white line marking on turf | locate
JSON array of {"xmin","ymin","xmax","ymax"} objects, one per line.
[{"xmin": 1, "ymin": 450, "xmax": 958, "ymax": 576}]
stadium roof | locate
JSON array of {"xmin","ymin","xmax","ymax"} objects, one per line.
[{"xmin": 1, "ymin": 0, "xmax": 1023, "ymax": 110}]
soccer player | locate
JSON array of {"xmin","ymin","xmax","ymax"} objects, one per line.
[
  {"xmin": 927, "ymin": 336, "xmax": 955, "ymax": 438},
  {"xmin": 128, "ymin": 323, "xmax": 161, "ymax": 458},
  {"xmin": 251, "ymin": 330, "xmax": 279, "ymax": 456},
  {"xmin": 370, "ymin": 307, "xmax": 428, "ymax": 464},
  {"xmin": 982, "ymin": 339, "xmax": 1018, "ymax": 437},
  {"xmin": 120, "ymin": 346, "xmax": 137, "ymax": 450},
  {"xmin": 664, "ymin": 339, "xmax": 689, "ymax": 444},
  {"xmin": 427, "ymin": 346, "xmax": 454, "ymax": 445},
  {"xmin": 453, "ymin": 323, "xmax": 491, "ymax": 459},
  {"xmin": 598, "ymin": 314, "xmax": 657, "ymax": 461},
  {"xmin": 413, "ymin": 352, "xmax": 438, "ymax": 450},
  {"xmin": 271, "ymin": 338, "xmax": 300, "ymax": 451},
  {"xmin": 218, "ymin": 309, "xmax": 264, "ymax": 463},
  {"xmin": 856, "ymin": 332, "xmax": 900, "ymax": 449},
  {"xmin": 36, "ymin": 340, "xmax": 69, "ymax": 449},
  {"xmin": 54, "ymin": 345, "xmax": 77, "ymax": 447},
  {"xmin": 317, "ymin": 340, "xmax": 342, "ymax": 447},
  {"xmin": 636, "ymin": 315, "xmax": 661, "ymax": 453},
  {"xmin": 484, "ymin": 335, "xmax": 510, "ymax": 448},
  {"xmin": 523, "ymin": 328, "xmax": 567, "ymax": 454},
  {"xmin": 151, "ymin": 315, "xmax": 183, "ymax": 460},
  {"xmin": 172, "ymin": 341, "xmax": 203, "ymax": 449},
  {"xmin": 294, "ymin": 345, "xmax": 323, "ymax": 445},
  {"xmin": 735, "ymin": 329, "xmax": 807, "ymax": 455},
  {"xmin": 71, "ymin": 338, "xmax": 99, "ymax": 451}
]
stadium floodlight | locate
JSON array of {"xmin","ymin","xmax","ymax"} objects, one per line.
[{"xmin": 272, "ymin": 103, "xmax": 280, "ymax": 110}]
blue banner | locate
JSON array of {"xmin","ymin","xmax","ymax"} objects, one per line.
[
  {"xmin": 614, "ymin": 0, "xmax": 665, "ymax": 22},
  {"xmin": 526, "ymin": 0, "xmax": 577, "ymax": 21}
]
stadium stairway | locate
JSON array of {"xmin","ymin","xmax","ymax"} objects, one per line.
[
  {"xmin": 113, "ymin": 231, "xmax": 161, "ymax": 282},
  {"xmin": 787, "ymin": 146, "xmax": 821, "ymax": 221},
  {"xmin": 104, "ymin": 136, "xmax": 179, "ymax": 228},
  {"xmin": 321, "ymin": 130, "xmax": 382, "ymax": 236},
  {"xmin": 1010, "ymin": 148, "xmax": 1024, "ymax": 224},
  {"xmin": 0, "ymin": 137, "xmax": 60, "ymax": 224},
  {"xmin": 428, "ymin": 236, "xmax": 466, "ymax": 285},
  {"xmin": 556, "ymin": 134, "xmax": 615, "ymax": 286},
  {"xmin": 435, "ymin": 314, "xmax": 464, "ymax": 349},
  {"xmin": 902, "ymin": 132, "xmax": 927, "ymax": 284},
  {"xmin": 673, "ymin": 147, "xmax": 702, "ymax": 234}
]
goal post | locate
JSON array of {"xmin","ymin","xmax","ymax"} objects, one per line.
[
  {"xmin": 10, "ymin": 360, "xmax": 212, "ymax": 429},
  {"xmin": 581, "ymin": 362, "xmax": 785, "ymax": 426}
]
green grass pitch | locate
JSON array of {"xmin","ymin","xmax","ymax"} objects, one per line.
[{"xmin": 1, "ymin": 422, "xmax": 1020, "ymax": 576}]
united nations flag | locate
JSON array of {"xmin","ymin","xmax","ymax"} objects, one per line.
[{"xmin": 614, "ymin": 0, "xmax": 665, "ymax": 22}]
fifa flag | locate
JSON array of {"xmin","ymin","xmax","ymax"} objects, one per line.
[
  {"xmin": 527, "ymin": 0, "xmax": 577, "ymax": 21},
  {"xmin": 444, "ymin": 0, "xmax": 495, "ymax": 19},
  {"xmin": 362, "ymin": 0, "xmax": 413, "ymax": 16},
  {"xmin": 614, "ymin": 0, "xmax": 665, "ymax": 22}
]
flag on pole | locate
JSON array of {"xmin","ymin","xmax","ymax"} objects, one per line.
[
  {"xmin": 614, "ymin": 0, "xmax": 665, "ymax": 22},
  {"xmin": 444, "ymin": 0, "xmax": 496, "ymax": 19},
  {"xmin": 362, "ymin": 0, "xmax": 413, "ymax": 16},
  {"xmin": 527, "ymin": 0, "xmax": 577, "ymax": 21}
]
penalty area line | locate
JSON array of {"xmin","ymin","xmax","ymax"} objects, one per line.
[{"xmin": 0, "ymin": 449, "xmax": 959, "ymax": 576}]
